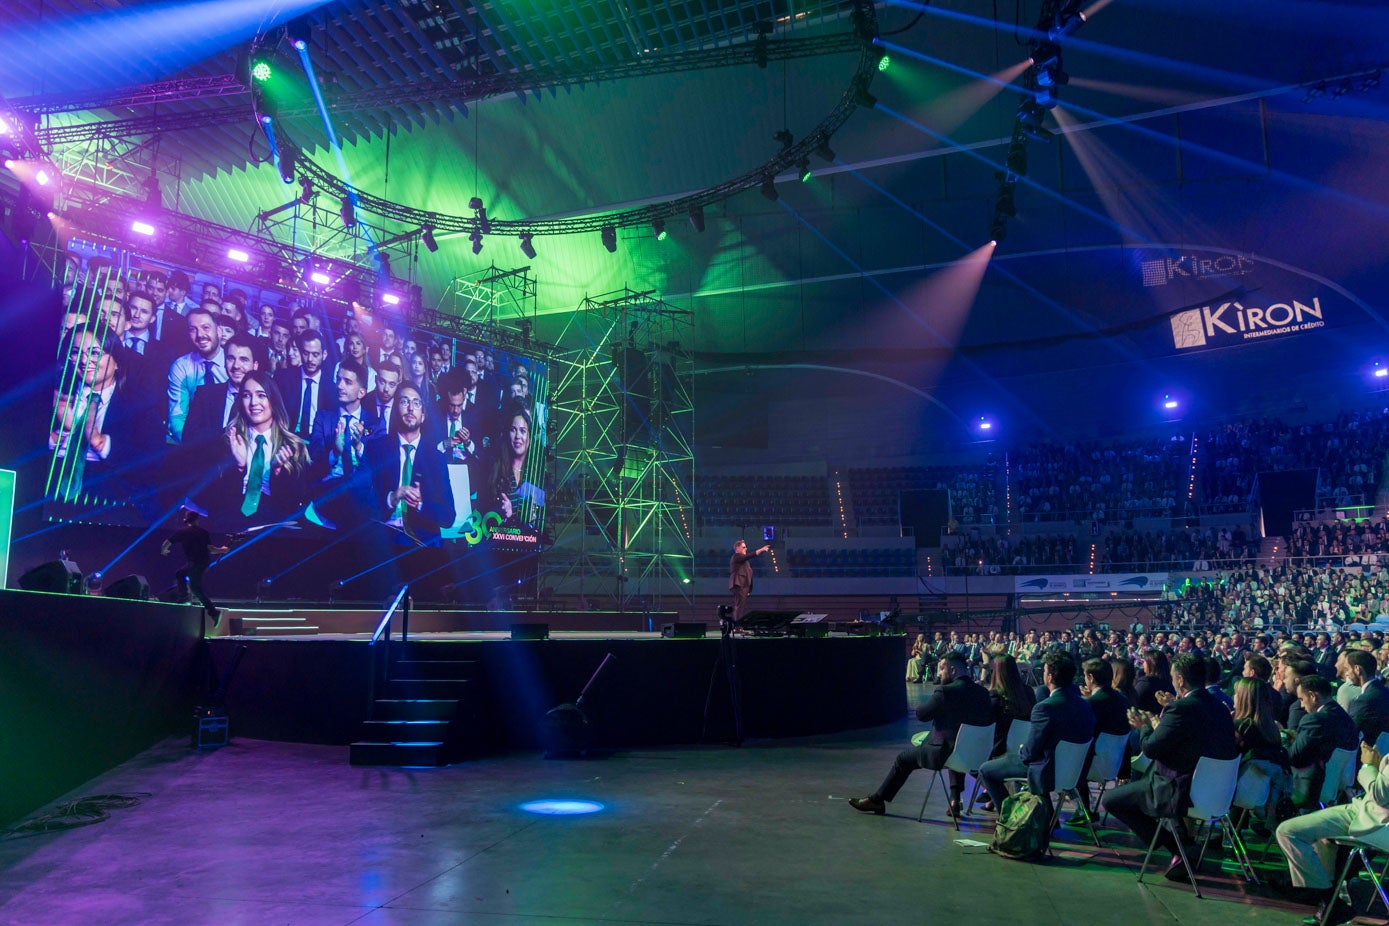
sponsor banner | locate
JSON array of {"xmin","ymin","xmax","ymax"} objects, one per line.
[
  {"xmin": 1014, "ymin": 573, "xmax": 1168, "ymax": 593},
  {"xmin": 1169, "ymin": 297, "xmax": 1327, "ymax": 351}
]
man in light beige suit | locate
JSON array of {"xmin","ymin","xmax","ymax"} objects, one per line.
[{"xmin": 1276, "ymin": 741, "xmax": 1389, "ymax": 922}]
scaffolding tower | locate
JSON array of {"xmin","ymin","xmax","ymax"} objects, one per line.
[{"xmin": 549, "ymin": 288, "xmax": 694, "ymax": 613}]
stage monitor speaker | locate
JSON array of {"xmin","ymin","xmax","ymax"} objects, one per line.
[
  {"xmin": 661, "ymin": 622, "xmax": 706, "ymax": 639},
  {"xmin": 104, "ymin": 574, "xmax": 150, "ymax": 601},
  {"xmin": 736, "ymin": 610, "xmax": 801, "ymax": 635},
  {"xmin": 18, "ymin": 559, "xmax": 83, "ymax": 594},
  {"xmin": 511, "ymin": 623, "xmax": 550, "ymax": 641}
]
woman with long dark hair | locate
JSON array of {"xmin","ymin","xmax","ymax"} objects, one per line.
[
  {"xmin": 1132, "ymin": 649, "xmax": 1176, "ymax": 713},
  {"xmin": 212, "ymin": 370, "xmax": 310, "ymax": 525},
  {"xmin": 488, "ymin": 405, "xmax": 543, "ymax": 527},
  {"xmin": 987, "ymin": 654, "xmax": 1037, "ymax": 758}
]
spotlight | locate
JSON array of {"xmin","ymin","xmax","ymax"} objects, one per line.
[
  {"xmin": 1376, "ymin": 366, "xmax": 1388, "ymax": 379},
  {"xmin": 1006, "ymin": 140, "xmax": 1027, "ymax": 177},
  {"xmin": 0, "ymin": 115, "xmax": 10, "ymax": 135},
  {"xmin": 601, "ymin": 224, "xmax": 617, "ymax": 253},
  {"xmin": 252, "ymin": 60, "xmax": 273, "ymax": 82},
  {"xmin": 977, "ymin": 417, "xmax": 994, "ymax": 432},
  {"xmin": 468, "ymin": 196, "xmax": 484, "ymax": 211},
  {"xmin": 1034, "ymin": 86, "xmax": 1059, "ymax": 109},
  {"xmin": 286, "ymin": 15, "xmax": 312, "ymax": 51},
  {"xmin": 310, "ymin": 270, "xmax": 331, "ymax": 285},
  {"xmin": 278, "ymin": 147, "xmax": 296, "ymax": 184},
  {"xmin": 131, "ymin": 220, "xmax": 155, "ymax": 236},
  {"xmin": 773, "ymin": 129, "xmax": 794, "ymax": 150},
  {"xmin": 1036, "ymin": 66, "xmax": 1069, "ymax": 88},
  {"xmin": 227, "ymin": 248, "xmax": 250, "ymax": 262},
  {"xmin": 519, "ymin": 232, "xmax": 536, "ymax": 259},
  {"xmin": 1049, "ymin": 3, "xmax": 1086, "ymax": 40},
  {"xmin": 688, "ymin": 204, "xmax": 705, "ymax": 233},
  {"xmin": 422, "ymin": 227, "xmax": 438, "ymax": 252},
  {"xmin": 477, "ymin": 209, "xmax": 492, "ymax": 235},
  {"xmin": 993, "ymin": 176, "xmax": 1017, "ymax": 217},
  {"xmin": 298, "ymin": 178, "xmax": 313, "ymax": 204},
  {"xmin": 652, "ymin": 218, "xmax": 667, "ymax": 241},
  {"xmin": 815, "ymin": 138, "xmax": 837, "ymax": 163},
  {"xmin": 382, "ymin": 293, "xmax": 401, "ymax": 306},
  {"xmin": 760, "ymin": 175, "xmax": 778, "ymax": 201},
  {"xmin": 469, "ymin": 229, "xmax": 483, "ymax": 254},
  {"xmin": 989, "ymin": 217, "xmax": 1007, "ymax": 243},
  {"xmin": 35, "ymin": 169, "xmax": 51, "ymax": 186},
  {"xmin": 1030, "ymin": 42, "xmax": 1061, "ymax": 70},
  {"xmin": 797, "ymin": 157, "xmax": 812, "ymax": 182},
  {"xmin": 340, "ymin": 198, "xmax": 355, "ymax": 228},
  {"xmin": 1016, "ymin": 100, "xmax": 1054, "ymax": 141},
  {"xmin": 1163, "ymin": 396, "xmax": 1179, "ymax": 410},
  {"xmin": 877, "ymin": 51, "xmax": 891, "ymax": 72}
]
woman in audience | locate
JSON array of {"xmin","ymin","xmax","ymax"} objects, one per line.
[
  {"xmin": 986, "ymin": 654, "xmax": 1036, "ymax": 759},
  {"xmin": 1111, "ymin": 657, "xmax": 1139, "ymax": 705},
  {"xmin": 1233, "ymin": 677, "xmax": 1291, "ymax": 825},
  {"xmin": 905, "ymin": 633, "xmax": 928, "ymax": 683},
  {"xmin": 1133, "ymin": 649, "xmax": 1176, "ymax": 713}
]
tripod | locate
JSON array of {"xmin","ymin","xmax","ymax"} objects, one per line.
[{"xmin": 701, "ymin": 605, "xmax": 744, "ymax": 746}]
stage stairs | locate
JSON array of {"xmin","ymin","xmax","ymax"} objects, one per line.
[{"xmin": 350, "ymin": 640, "xmax": 483, "ymax": 767}]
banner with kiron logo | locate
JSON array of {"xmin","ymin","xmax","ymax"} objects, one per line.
[{"xmin": 1014, "ymin": 573, "xmax": 1170, "ymax": 593}]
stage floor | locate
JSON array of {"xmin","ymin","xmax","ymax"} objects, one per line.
[{"xmin": 0, "ymin": 688, "xmax": 1312, "ymax": 926}]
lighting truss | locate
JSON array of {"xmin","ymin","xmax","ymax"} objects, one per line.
[
  {"xmin": 437, "ymin": 264, "xmax": 537, "ymax": 326},
  {"xmin": 547, "ymin": 289, "xmax": 694, "ymax": 611}
]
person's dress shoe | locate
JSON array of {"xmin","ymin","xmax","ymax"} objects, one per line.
[
  {"xmin": 1163, "ymin": 857, "xmax": 1192, "ymax": 883},
  {"xmin": 1303, "ymin": 899, "xmax": 1353, "ymax": 926},
  {"xmin": 849, "ymin": 796, "xmax": 885, "ymax": 815},
  {"xmin": 947, "ymin": 799, "xmax": 964, "ymax": 819}
]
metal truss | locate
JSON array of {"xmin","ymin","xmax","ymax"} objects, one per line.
[
  {"xmin": 49, "ymin": 134, "xmax": 185, "ymax": 212},
  {"xmin": 437, "ymin": 264, "xmax": 537, "ymax": 325},
  {"xmin": 252, "ymin": 193, "xmax": 417, "ymax": 275},
  {"xmin": 547, "ymin": 289, "xmax": 694, "ymax": 611}
]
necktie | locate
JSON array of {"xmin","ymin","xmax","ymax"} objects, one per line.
[
  {"xmin": 343, "ymin": 415, "xmax": 356, "ymax": 470},
  {"xmin": 202, "ymin": 360, "xmax": 215, "ymax": 385},
  {"xmin": 61, "ymin": 392, "xmax": 98, "ymax": 502},
  {"xmin": 394, "ymin": 444, "xmax": 415, "ymax": 519},
  {"xmin": 126, "ymin": 335, "xmax": 144, "ymax": 355},
  {"xmin": 298, "ymin": 379, "xmax": 313, "ymax": 434},
  {"xmin": 241, "ymin": 434, "xmax": 267, "ymax": 516}
]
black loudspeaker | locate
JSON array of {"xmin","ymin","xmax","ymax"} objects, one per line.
[
  {"xmin": 104, "ymin": 574, "xmax": 151, "ymax": 600},
  {"xmin": 510, "ymin": 623, "xmax": 550, "ymax": 641},
  {"xmin": 661, "ymin": 622, "xmax": 707, "ymax": 639},
  {"xmin": 18, "ymin": 559, "xmax": 84, "ymax": 594}
]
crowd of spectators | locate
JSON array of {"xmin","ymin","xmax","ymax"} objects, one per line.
[
  {"xmin": 1165, "ymin": 562, "xmax": 1389, "ymax": 630},
  {"xmin": 943, "ymin": 525, "xmax": 1259, "ymax": 575},
  {"xmin": 1010, "ymin": 437, "xmax": 1189, "ymax": 523},
  {"xmin": 1289, "ymin": 519, "xmax": 1389, "ymax": 565}
]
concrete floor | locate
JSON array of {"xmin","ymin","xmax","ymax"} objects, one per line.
[{"xmin": 0, "ymin": 686, "xmax": 1322, "ymax": 926}]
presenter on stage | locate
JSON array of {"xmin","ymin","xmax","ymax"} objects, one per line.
[{"xmin": 729, "ymin": 538, "xmax": 771, "ymax": 623}]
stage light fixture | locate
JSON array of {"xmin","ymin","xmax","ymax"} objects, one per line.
[
  {"xmin": 760, "ymin": 175, "xmax": 778, "ymax": 201},
  {"xmin": 1006, "ymin": 139, "xmax": 1027, "ymax": 177},
  {"xmin": 815, "ymin": 138, "xmax": 837, "ymax": 163},
  {"xmin": 1049, "ymin": 2, "xmax": 1086, "ymax": 40},
  {"xmin": 382, "ymin": 293, "xmax": 401, "ymax": 305},
  {"xmin": 131, "ymin": 220, "xmax": 155, "ymax": 236},
  {"xmin": 798, "ymin": 157, "xmax": 812, "ymax": 182},
  {"xmin": 298, "ymin": 178, "xmax": 313, "ymax": 204},
  {"xmin": 519, "ymin": 233, "xmax": 537, "ymax": 259},
  {"xmin": 993, "ymin": 175, "xmax": 1017, "ymax": 217},
  {"xmin": 652, "ymin": 218, "xmax": 667, "ymax": 241},
  {"xmin": 1016, "ymin": 100, "xmax": 1054, "ymax": 141},
  {"xmin": 421, "ymin": 227, "xmax": 438, "ymax": 252},
  {"xmin": 1034, "ymin": 86, "xmax": 1059, "ymax": 109},
  {"xmin": 601, "ymin": 224, "xmax": 617, "ymax": 253},
  {"xmin": 35, "ymin": 169, "xmax": 51, "ymax": 186},
  {"xmin": 252, "ymin": 60, "xmax": 273, "ymax": 82},
  {"xmin": 227, "ymin": 248, "xmax": 250, "ymax": 262},
  {"xmin": 977, "ymin": 417, "xmax": 994, "ymax": 432},
  {"xmin": 340, "ymin": 198, "xmax": 356, "ymax": 228},
  {"xmin": 310, "ymin": 270, "xmax": 331, "ymax": 285},
  {"xmin": 1036, "ymin": 66, "xmax": 1069, "ymax": 88},
  {"xmin": 286, "ymin": 16, "xmax": 312, "ymax": 51},
  {"xmin": 0, "ymin": 115, "xmax": 10, "ymax": 135},
  {"xmin": 877, "ymin": 51, "xmax": 891, "ymax": 72},
  {"xmin": 1377, "ymin": 364, "xmax": 1388, "ymax": 379},
  {"xmin": 470, "ymin": 229, "xmax": 483, "ymax": 254},
  {"xmin": 688, "ymin": 204, "xmax": 705, "ymax": 233},
  {"xmin": 773, "ymin": 129, "xmax": 794, "ymax": 150},
  {"xmin": 989, "ymin": 217, "xmax": 1007, "ymax": 243},
  {"xmin": 1030, "ymin": 42, "xmax": 1061, "ymax": 70},
  {"xmin": 1163, "ymin": 395, "xmax": 1179, "ymax": 410},
  {"xmin": 468, "ymin": 196, "xmax": 484, "ymax": 211},
  {"xmin": 278, "ymin": 147, "xmax": 296, "ymax": 184}
]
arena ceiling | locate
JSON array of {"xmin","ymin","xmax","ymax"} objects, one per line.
[{"xmin": 3, "ymin": 1, "xmax": 1388, "ymax": 439}]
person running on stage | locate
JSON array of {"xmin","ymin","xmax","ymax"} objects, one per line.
[{"xmin": 161, "ymin": 510, "xmax": 228, "ymax": 625}]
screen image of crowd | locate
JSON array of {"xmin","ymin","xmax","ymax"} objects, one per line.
[{"xmin": 46, "ymin": 243, "xmax": 548, "ymax": 565}]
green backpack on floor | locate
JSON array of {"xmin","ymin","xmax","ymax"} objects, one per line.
[{"xmin": 989, "ymin": 791, "xmax": 1050, "ymax": 861}]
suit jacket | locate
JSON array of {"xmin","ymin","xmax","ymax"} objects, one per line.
[
  {"xmin": 1139, "ymin": 687, "xmax": 1239, "ymax": 779},
  {"xmin": 1133, "ymin": 674, "xmax": 1176, "ymax": 714},
  {"xmin": 308, "ymin": 405, "xmax": 381, "ymax": 482},
  {"xmin": 729, "ymin": 551, "xmax": 761, "ymax": 592},
  {"xmin": 1289, "ymin": 700, "xmax": 1359, "ymax": 770},
  {"xmin": 364, "ymin": 433, "xmax": 455, "ymax": 546},
  {"xmin": 274, "ymin": 368, "xmax": 335, "ymax": 437},
  {"xmin": 1087, "ymin": 686, "xmax": 1132, "ymax": 737},
  {"xmin": 184, "ymin": 381, "xmax": 238, "ymax": 450},
  {"xmin": 79, "ymin": 378, "xmax": 166, "ymax": 504},
  {"xmin": 917, "ymin": 677, "xmax": 993, "ymax": 748},
  {"xmin": 1021, "ymin": 684, "xmax": 1096, "ymax": 794},
  {"xmin": 196, "ymin": 448, "xmax": 309, "ymax": 530},
  {"xmin": 1350, "ymin": 677, "xmax": 1389, "ymax": 746}
]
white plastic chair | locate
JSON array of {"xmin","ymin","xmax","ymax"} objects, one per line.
[
  {"xmin": 1046, "ymin": 739, "xmax": 1096, "ymax": 846},
  {"xmin": 1318, "ymin": 826, "xmax": 1389, "ymax": 926},
  {"xmin": 1086, "ymin": 732, "xmax": 1129, "ymax": 827},
  {"xmin": 1319, "ymin": 747, "xmax": 1357, "ymax": 808},
  {"xmin": 1137, "ymin": 756, "xmax": 1242, "ymax": 897},
  {"xmin": 919, "ymin": 722, "xmax": 995, "ymax": 830},
  {"xmin": 964, "ymin": 719, "xmax": 1034, "ymax": 815}
]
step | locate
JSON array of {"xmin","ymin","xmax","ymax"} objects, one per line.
[
  {"xmin": 372, "ymin": 699, "xmax": 459, "ymax": 721},
  {"xmin": 391, "ymin": 659, "xmax": 479, "ymax": 681},
  {"xmin": 349, "ymin": 740, "xmax": 445, "ymax": 767},
  {"xmin": 382, "ymin": 678, "xmax": 472, "ymax": 699},
  {"xmin": 359, "ymin": 719, "xmax": 451, "ymax": 742}
]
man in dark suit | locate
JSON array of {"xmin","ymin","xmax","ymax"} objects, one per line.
[
  {"xmin": 183, "ymin": 336, "xmax": 259, "ymax": 449},
  {"xmin": 978, "ymin": 652, "xmax": 1096, "ymax": 817},
  {"xmin": 308, "ymin": 360, "xmax": 379, "ymax": 528},
  {"xmin": 274, "ymin": 330, "xmax": 334, "ymax": 438},
  {"xmin": 1284, "ymin": 658, "xmax": 1319, "ymax": 734},
  {"xmin": 1102, "ymin": 653, "xmax": 1239, "ymax": 882},
  {"xmin": 850, "ymin": 652, "xmax": 993, "ymax": 817},
  {"xmin": 1076, "ymin": 657, "xmax": 1132, "ymax": 818},
  {"xmin": 1288, "ymin": 675, "xmax": 1360, "ymax": 808},
  {"xmin": 363, "ymin": 382, "xmax": 455, "ymax": 546},
  {"xmin": 1345, "ymin": 650, "xmax": 1389, "ymax": 747},
  {"xmin": 728, "ymin": 539, "xmax": 770, "ymax": 623}
]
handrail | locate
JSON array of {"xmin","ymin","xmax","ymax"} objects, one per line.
[{"xmin": 366, "ymin": 585, "xmax": 410, "ymax": 720}]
